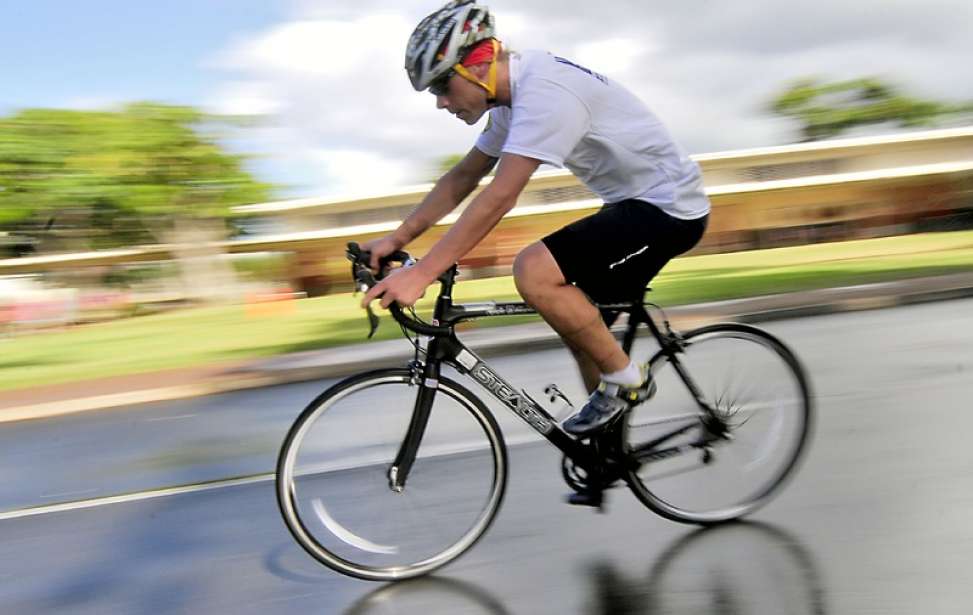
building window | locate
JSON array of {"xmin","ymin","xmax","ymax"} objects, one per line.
[
  {"xmin": 741, "ymin": 159, "xmax": 840, "ymax": 182},
  {"xmin": 521, "ymin": 185, "xmax": 597, "ymax": 206}
]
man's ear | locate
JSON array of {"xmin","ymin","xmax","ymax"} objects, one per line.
[{"xmin": 469, "ymin": 62, "xmax": 492, "ymax": 80}]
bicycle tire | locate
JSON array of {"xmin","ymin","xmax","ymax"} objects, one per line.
[
  {"xmin": 276, "ymin": 368, "xmax": 508, "ymax": 581},
  {"xmin": 621, "ymin": 323, "xmax": 812, "ymax": 524}
]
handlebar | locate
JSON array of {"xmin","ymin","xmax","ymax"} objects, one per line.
[{"xmin": 346, "ymin": 242, "xmax": 451, "ymax": 338}]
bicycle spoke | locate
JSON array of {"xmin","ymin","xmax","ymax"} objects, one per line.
[{"xmin": 623, "ymin": 324, "xmax": 811, "ymax": 524}]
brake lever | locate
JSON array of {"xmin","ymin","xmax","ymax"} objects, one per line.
[
  {"xmin": 346, "ymin": 242, "xmax": 416, "ymax": 339},
  {"xmin": 349, "ymin": 261, "xmax": 382, "ymax": 338},
  {"xmin": 365, "ymin": 304, "xmax": 380, "ymax": 338}
]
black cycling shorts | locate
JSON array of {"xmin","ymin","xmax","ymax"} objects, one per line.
[{"xmin": 541, "ymin": 199, "xmax": 707, "ymax": 312}]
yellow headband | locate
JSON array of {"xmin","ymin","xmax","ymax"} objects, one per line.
[{"xmin": 452, "ymin": 39, "xmax": 500, "ymax": 100}]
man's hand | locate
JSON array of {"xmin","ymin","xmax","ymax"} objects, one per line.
[
  {"xmin": 361, "ymin": 264, "xmax": 436, "ymax": 310},
  {"xmin": 360, "ymin": 235, "xmax": 404, "ymax": 271}
]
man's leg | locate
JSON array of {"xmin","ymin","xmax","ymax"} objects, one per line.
[
  {"xmin": 568, "ymin": 346, "xmax": 602, "ymax": 394},
  {"xmin": 518, "ymin": 203, "xmax": 707, "ymax": 436},
  {"xmin": 513, "ymin": 242, "xmax": 629, "ymax": 378},
  {"xmin": 513, "ymin": 241, "xmax": 654, "ymax": 436}
]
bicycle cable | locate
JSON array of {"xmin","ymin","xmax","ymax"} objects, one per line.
[
  {"xmin": 644, "ymin": 301, "xmax": 677, "ymax": 338},
  {"xmin": 402, "ymin": 306, "xmax": 428, "ymax": 360}
]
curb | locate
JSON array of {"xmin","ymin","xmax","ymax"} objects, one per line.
[
  {"xmin": 733, "ymin": 284, "xmax": 973, "ymax": 324},
  {"xmin": 3, "ymin": 276, "xmax": 973, "ymax": 423}
]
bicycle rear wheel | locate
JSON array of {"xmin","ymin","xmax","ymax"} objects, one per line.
[
  {"xmin": 276, "ymin": 368, "xmax": 507, "ymax": 581},
  {"xmin": 622, "ymin": 323, "xmax": 812, "ymax": 524}
]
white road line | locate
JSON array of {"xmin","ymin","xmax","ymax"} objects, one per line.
[
  {"xmin": 0, "ymin": 438, "xmax": 547, "ymax": 522},
  {"xmin": 40, "ymin": 488, "xmax": 98, "ymax": 499},
  {"xmin": 144, "ymin": 414, "xmax": 198, "ymax": 422},
  {"xmin": 0, "ymin": 473, "xmax": 274, "ymax": 522}
]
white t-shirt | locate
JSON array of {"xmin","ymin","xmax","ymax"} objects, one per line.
[{"xmin": 475, "ymin": 50, "xmax": 710, "ymax": 220}]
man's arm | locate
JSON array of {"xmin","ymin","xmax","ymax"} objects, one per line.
[
  {"xmin": 390, "ymin": 147, "xmax": 498, "ymax": 249},
  {"xmin": 414, "ymin": 153, "xmax": 540, "ymax": 279},
  {"xmin": 363, "ymin": 152, "xmax": 540, "ymax": 309}
]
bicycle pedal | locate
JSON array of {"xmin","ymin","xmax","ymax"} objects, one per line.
[{"xmin": 565, "ymin": 491, "xmax": 606, "ymax": 512}]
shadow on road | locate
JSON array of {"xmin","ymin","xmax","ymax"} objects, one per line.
[
  {"xmin": 339, "ymin": 521, "xmax": 828, "ymax": 615},
  {"xmin": 344, "ymin": 576, "xmax": 511, "ymax": 614},
  {"xmin": 581, "ymin": 521, "xmax": 829, "ymax": 615}
]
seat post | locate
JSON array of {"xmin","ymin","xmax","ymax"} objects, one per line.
[{"xmin": 621, "ymin": 307, "xmax": 641, "ymax": 356}]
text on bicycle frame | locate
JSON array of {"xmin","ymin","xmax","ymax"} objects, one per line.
[{"xmin": 468, "ymin": 362, "xmax": 555, "ymax": 434}]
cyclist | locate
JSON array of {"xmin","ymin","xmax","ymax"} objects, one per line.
[{"xmin": 362, "ymin": 0, "xmax": 710, "ymax": 436}]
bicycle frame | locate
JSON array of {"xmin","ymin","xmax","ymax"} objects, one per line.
[{"xmin": 384, "ymin": 264, "xmax": 723, "ymax": 492}]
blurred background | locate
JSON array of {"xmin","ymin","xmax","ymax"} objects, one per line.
[
  {"xmin": 1, "ymin": 0, "xmax": 972, "ymax": 391},
  {"xmin": 3, "ymin": 2, "xmax": 973, "ymax": 613}
]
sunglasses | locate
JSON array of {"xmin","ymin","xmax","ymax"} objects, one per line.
[{"xmin": 429, "ymin": 70, "xmax": 455, "ymax": 96}]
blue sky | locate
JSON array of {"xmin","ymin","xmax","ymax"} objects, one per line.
[
  {"xmin": 1, "ymin": 1, "xmax": 286, "ymax": 113},
  {"xmin": 3, "ymin": 1, "xmax": 972, "ymax": 200}
]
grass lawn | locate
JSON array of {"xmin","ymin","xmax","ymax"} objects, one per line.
[{"xmin": 2, "ymin": 231, "xmax": 972, "ymax": 393}]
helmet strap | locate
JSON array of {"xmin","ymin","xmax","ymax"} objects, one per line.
[{"xmin": 453, "ymin": 39, "xmax": 500, "ymax": 103}]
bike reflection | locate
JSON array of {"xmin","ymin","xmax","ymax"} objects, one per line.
[
  {"xmin": 299, "ymin": 521, "xmax": 825, "ymax": 614},
  {"xmin": 343, "ymin": 576, "xmax": 511, "ymax": 615},
  {"xmin": 584, "ymin": 521, "xmax": 828, "ymax": 615}
]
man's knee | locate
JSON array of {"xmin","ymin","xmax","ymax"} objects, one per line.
[
  {"xmin": 511, "ymin": 243, "xmax": 540, "ymax": 289},
  {"xmin": 513, "ymin": 242, "xmax": 563, "ymax": 297}
]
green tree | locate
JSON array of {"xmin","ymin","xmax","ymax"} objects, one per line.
[
  {"xmin": 431, "ymin": 152, "xmax": 498, "ymax": 181},
  {"xmin": 771, "ymin": 77, "xmax": 973, "ymax": 141},
  {"xmin": 0, "ymin": 103, "xmax": 273, "ymax": 249}
]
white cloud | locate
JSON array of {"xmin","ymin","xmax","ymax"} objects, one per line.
[
  {"xmin": 206, "ymin": 0, "xmax": 973, "ymax": 199},
  {"xmin": 218, "ymin": 14, "xmax": 411, "ymax": 78},
  {"xmin": 311, "ymin": 148, "xmax": 414, "ymax": 195},
  {"xmin": 574, "ymin": 38, "xmax": 648, "ymax": 77},
  {"xmin": 210, "ymin": 81, "xmax": 282, "ymax": 116}
]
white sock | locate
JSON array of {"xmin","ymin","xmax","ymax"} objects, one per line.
[{"xmin": 602, "ymin": 360, "xmax": 642, "ymax": 388}]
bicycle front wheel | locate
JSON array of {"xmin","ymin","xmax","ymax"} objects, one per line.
[
  {"xmin": 276, "ymin": 368, "xmax": 507, "ymax": 581},
  {"xmin": 623, "ymin": 323, "xmax": 812, "ymax": 524}
]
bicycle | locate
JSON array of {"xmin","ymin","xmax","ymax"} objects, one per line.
[{"xmin": 276, "ymin": 242, "xmax": 813, "ymax": 581}]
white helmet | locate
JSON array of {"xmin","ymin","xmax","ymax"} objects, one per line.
[{"xmin": 405, "ymin": 1, "xmax": 496, "ymax": 92}]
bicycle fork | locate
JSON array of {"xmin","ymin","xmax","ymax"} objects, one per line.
[{"xmin": 387, "ymin": 361, "xmax": 440, "ymax": 492}]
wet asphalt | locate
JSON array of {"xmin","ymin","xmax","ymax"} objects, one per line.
[{"xmin": 1, "ymin": 298, "xmax": 972, "ymax": 613}]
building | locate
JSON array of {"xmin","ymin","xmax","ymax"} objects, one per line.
[
  {"xmin": 231, "ymin": 127, "xmax": 973, "ymax": 294},
  {"xmin": 3, "ymin": 127, "xmax": 971, "ymax": 297}
]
